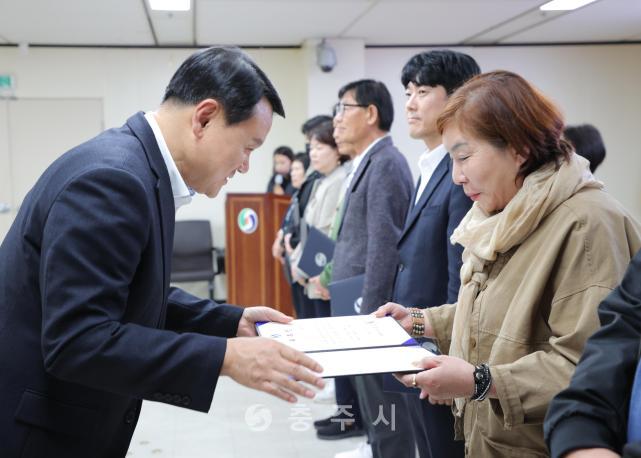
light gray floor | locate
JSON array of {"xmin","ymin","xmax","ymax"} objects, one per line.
[
  {"xmin": 127, "ymin": 281, "xmax": 365, "ymax": 457},
  {"xmin": 127, "ymin": 377, "xmax": 364, "ymax": 457}
]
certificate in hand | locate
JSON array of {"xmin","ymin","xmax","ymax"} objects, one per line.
[{"xmin": 256, "ymin": 315, "xmax": 434, "ymax": 377}]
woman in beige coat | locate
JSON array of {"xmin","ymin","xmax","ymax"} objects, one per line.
[{"xmin": 376, "ymin": 71, "xmax": 641, "ymax": 458}]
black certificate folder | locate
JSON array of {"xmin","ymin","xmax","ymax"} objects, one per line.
[
  {"xmin": 256, "ymin": 316, "xmax": 435, "ymax": 378},
  {"xmin": 298, "ymin": 226, "xmax": 335, "ymax": 277}
]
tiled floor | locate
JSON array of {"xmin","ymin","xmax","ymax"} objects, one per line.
[{"xmin": 127, "ymin": 377, "xmax": 364, "ymax": 457}]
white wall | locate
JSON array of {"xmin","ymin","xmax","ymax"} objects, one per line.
[
  {"xmin": 1, "ymin": 42, "xmax": 640, "ymax": 242},
  {"xmin": 0, "ymin": 46, "xmax": 309, "ymax": 248},
  {"xmin": 366, "ymin": 44, "xmax": 641, "ymax": 221}
]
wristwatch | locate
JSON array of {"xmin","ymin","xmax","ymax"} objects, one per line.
[{"xmin": 471, "ymin": 363, "xmax": 492, "ymax": 401}]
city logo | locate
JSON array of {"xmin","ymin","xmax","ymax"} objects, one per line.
[
  {"xmin": 314, "ymin": 252, "xmax": 327, "ymax": 267},
  {"xmin": 237, "ymin": 208, "xmax": 258, "ymax": 234},
  {"xmin": 354, "ymin": 296, "xmax": 363, "ymax": 314}
]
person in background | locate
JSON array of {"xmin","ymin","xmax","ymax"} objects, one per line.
[
  {"xmin": 266, "ymin": 145, "xmax": 295, "ymax": 195},
  {"xmin": 272, "ymin": 115, "xmax": 330, "ymax": 319},
  {"xmin": 393, "ymin": 49, "xmax": 479, "ymax": 458},
  {"xmin": 309, "ymin": 137, "xmax": 366, "ymax": 441},
  {"xmin": 331, "ymin": 79, "xmax": 415, "ymax": 458},
  {"xmin": 287, "ymin": 120, "xmax": 350, "ymax": 318},
  {"xmin": 376, "ymin": 70, "xmax": 641, "ymax": 458},
  {"xmin": 545, "ymin": 249, "xmax": 641, "ymax": 458},
  {"xmin": 290, "ymin": 152, "xmax": 309, "ymax": 190},
  {"xmin": 564, "ymin": 123, "xmax": 606, "ymax": 173},
  {"xmin": 302, "ymin": 114, "xmax": 333, "ymax": 153}
]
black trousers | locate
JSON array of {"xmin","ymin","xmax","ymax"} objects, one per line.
[
  {"xmin": 353, "ymin": 374, "xmax": 415, "ymax": 458},
  {"xmin": 290, "ymin": 282, "xmax": 315, "ymax": 319},
  {"xmin": 403, "ymin": 393, "xmax": 464, "ymax": 458}
]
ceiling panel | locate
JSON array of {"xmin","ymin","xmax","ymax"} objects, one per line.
[
  {"xmin": 195, "ymin": 0, "xmax": 373, "ymax": 45},
  {"xmin": 151, "ymin": 9, "xmax": 194, "ymax": 45},
  {"xmin": 504, "ymin": 0, "xmax": 641, "ymax": 43},
  {"xmin": 0, "ymin": 0, "xmax": 154, "ymax": 45},
  {"xmin": 344, "ymin": 0, "xmax": 543, "ymax": 45}
]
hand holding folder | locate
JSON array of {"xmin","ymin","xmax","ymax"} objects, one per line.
[{"xmin": 256, "ymin": 315, "xmax": 435, "ymax": 378}]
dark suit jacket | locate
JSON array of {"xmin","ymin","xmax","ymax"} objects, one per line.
[
  {"xmin": 392, "ymin": 154, "xmax": 471, "ymax": 308},
  {"xmin": 0, "ymin": 112, "xmax": 243, "ymax": 457},
  {"xmin": 332, "ymin": 136, "xmax": 413, "ymax": 313}
]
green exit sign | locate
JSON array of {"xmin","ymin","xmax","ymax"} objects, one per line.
[{"xmin": 0, "ymin": 74, "xmax": 15, "ymax": 96}]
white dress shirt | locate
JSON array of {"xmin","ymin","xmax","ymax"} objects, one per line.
[
  {"xmin": 344, "ymin": 134, "xmax": 389, "ymax": 191},
  {"xmin": 414, "ymin": 144, "xmax": 448, "ymax": 204},
  {"xmin": 144, "ymin": 112, "xmax": 193, "ymax": 211}
]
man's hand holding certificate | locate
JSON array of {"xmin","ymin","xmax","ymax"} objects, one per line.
[{"xmin": 256, "ymin": 315, "xmax": 435, "ymax": 378}]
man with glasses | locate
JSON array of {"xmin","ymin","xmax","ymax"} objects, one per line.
[{"xmin": 330, "ymin": 79, "xmax": 415, "ymax": 458}]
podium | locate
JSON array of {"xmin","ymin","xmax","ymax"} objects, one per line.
[{"xmin": 225, "ymin": 193, "xmax": 294, "ymax": 315}]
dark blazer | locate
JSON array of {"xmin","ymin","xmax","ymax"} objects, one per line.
[
  {"xmin": 332, "ymin": 136, "xmax": 413, "ymax": 313},
  {"xmin": 393, "ymin": 154, "xmax": 471, "ymax": 308},
  {"xmin": 545, "ymin": 248, "xmax": 641, "ymax": 458},
  {"xmin": 0, "ymin": 112, "xmax": 243, "ymax": 457}
]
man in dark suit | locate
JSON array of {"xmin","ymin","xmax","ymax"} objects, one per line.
[
  {"xmin": 387, "ymin": 50, "xmax": 480, "ymax": 458},
  {"xmin": 0, "ymin": 47, "xmax": 324, "ymax": 458},
  {"xmin": 330, "ymin": 79, "xmax": 415, "ymax": 458}
]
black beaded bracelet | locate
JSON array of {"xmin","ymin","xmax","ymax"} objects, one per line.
[{"xmin": 471, "ymin": 363, "xmax": 492, "ymax": 402}]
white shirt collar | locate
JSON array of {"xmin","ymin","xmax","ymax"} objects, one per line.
[
  {"xmin": 415, "ymin": 143, "xmax": 448, "ymax": 204},
  {"xmin": 346, "ymin": 134, "xmax": 389, "ymax": 189},
  {"xmin": 144, "ymin": 112, "xmax": 193, "ymax": 211}
]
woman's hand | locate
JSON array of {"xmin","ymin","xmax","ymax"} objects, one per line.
[
  {"xmin": 309, "ymin": 276, "xmax": 330, "ymax": 300},
  {"xmin": 397, "ymin": 355, "xmax": 476, "ymax": 401},
  {"xmin": 283, "ymin": 233, "xmax": 294, "ymax": 256},
  {"xmin": 564, "ymin": 449, "xmax": 620, "ymax": 458},
  {"xmin": 272, "ymin": 230, "xmax": 284, "ymax": 263},
  {"xmin": 373, "ymin": 302, "xmax": 411, "ymax": 333}
]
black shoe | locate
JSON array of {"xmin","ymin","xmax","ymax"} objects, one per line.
[
  {"xmin": 316, "ymin": 420, "xmax": 365, "ymax": 441},
  {"xmin": 314, "ymin": 411, "xmax": 340, "ymax": 429}
]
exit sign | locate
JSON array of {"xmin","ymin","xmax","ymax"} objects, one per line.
[{"xmin": 0, "ymin": 74, "xmax": 15, "ymax": 97}]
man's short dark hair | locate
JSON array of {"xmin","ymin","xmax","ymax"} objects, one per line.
[
  {"xmin": 301, "ymin": 115, "xmax": 332, "ymax": 136},
  {"xmin": 338, "ymin": 79, "xmax": 394, "ymax": 132},
  {"xmin": 401, "ymin": 50, "xmax": 481, "ymax": 95},
  {"xmin": 163, "ymin": 46, "xmax": 285, "ymax": 125},
  {"xmin": 564, "ymin": 124, "xmax": 606, "ymax": 173}
]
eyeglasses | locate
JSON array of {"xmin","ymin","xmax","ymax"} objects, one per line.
[{"xmin": 333, "ymin": 102, "xmax": 368, "ymax": 118}]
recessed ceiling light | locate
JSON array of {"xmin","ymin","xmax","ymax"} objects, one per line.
[
  {"xmin": 540, "ymin": 0, "xmax": 598, "ymax": 11},
  {"xmin": 148, "ymin": 0, "xmax": 191, "ymax": 11}
]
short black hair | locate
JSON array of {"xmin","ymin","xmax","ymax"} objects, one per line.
[
  {"xmin": 163, "ymin": 46, "xmax": 285, "ymax": 125},
  {"xmin": 273, "ymin": 145, "xmax": 294, "ymax": 161},
  {"xmin": 338, "ymin": 79, "xmax": 394, "ymax": 132},
  {"xmin": 564, "ymin": 124, "xmax": 606, "ymax": 173},
  {"xmin": 293, "ymin": 152, "xmax": 310, "ymax": 171},
  {"xmin": 301, "ymin": 115, "xmax": 332, "ymax": 136},
  {"xmin": 401, "ymin": 50, "xmax": 481, "ymax": 95}
]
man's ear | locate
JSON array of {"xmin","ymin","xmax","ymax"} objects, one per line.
[
  {"xmin": 365, "ymin": 104, "xmax": 379, "ymax": 128},
  {"xmin": 192, "ymin": 99, "xmax": 222, "ymax": 138}
]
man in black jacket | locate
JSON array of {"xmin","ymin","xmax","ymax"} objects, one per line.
[{"xmin": 545, "ymin": 249, "xmax": 641, "ymax": 458}]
